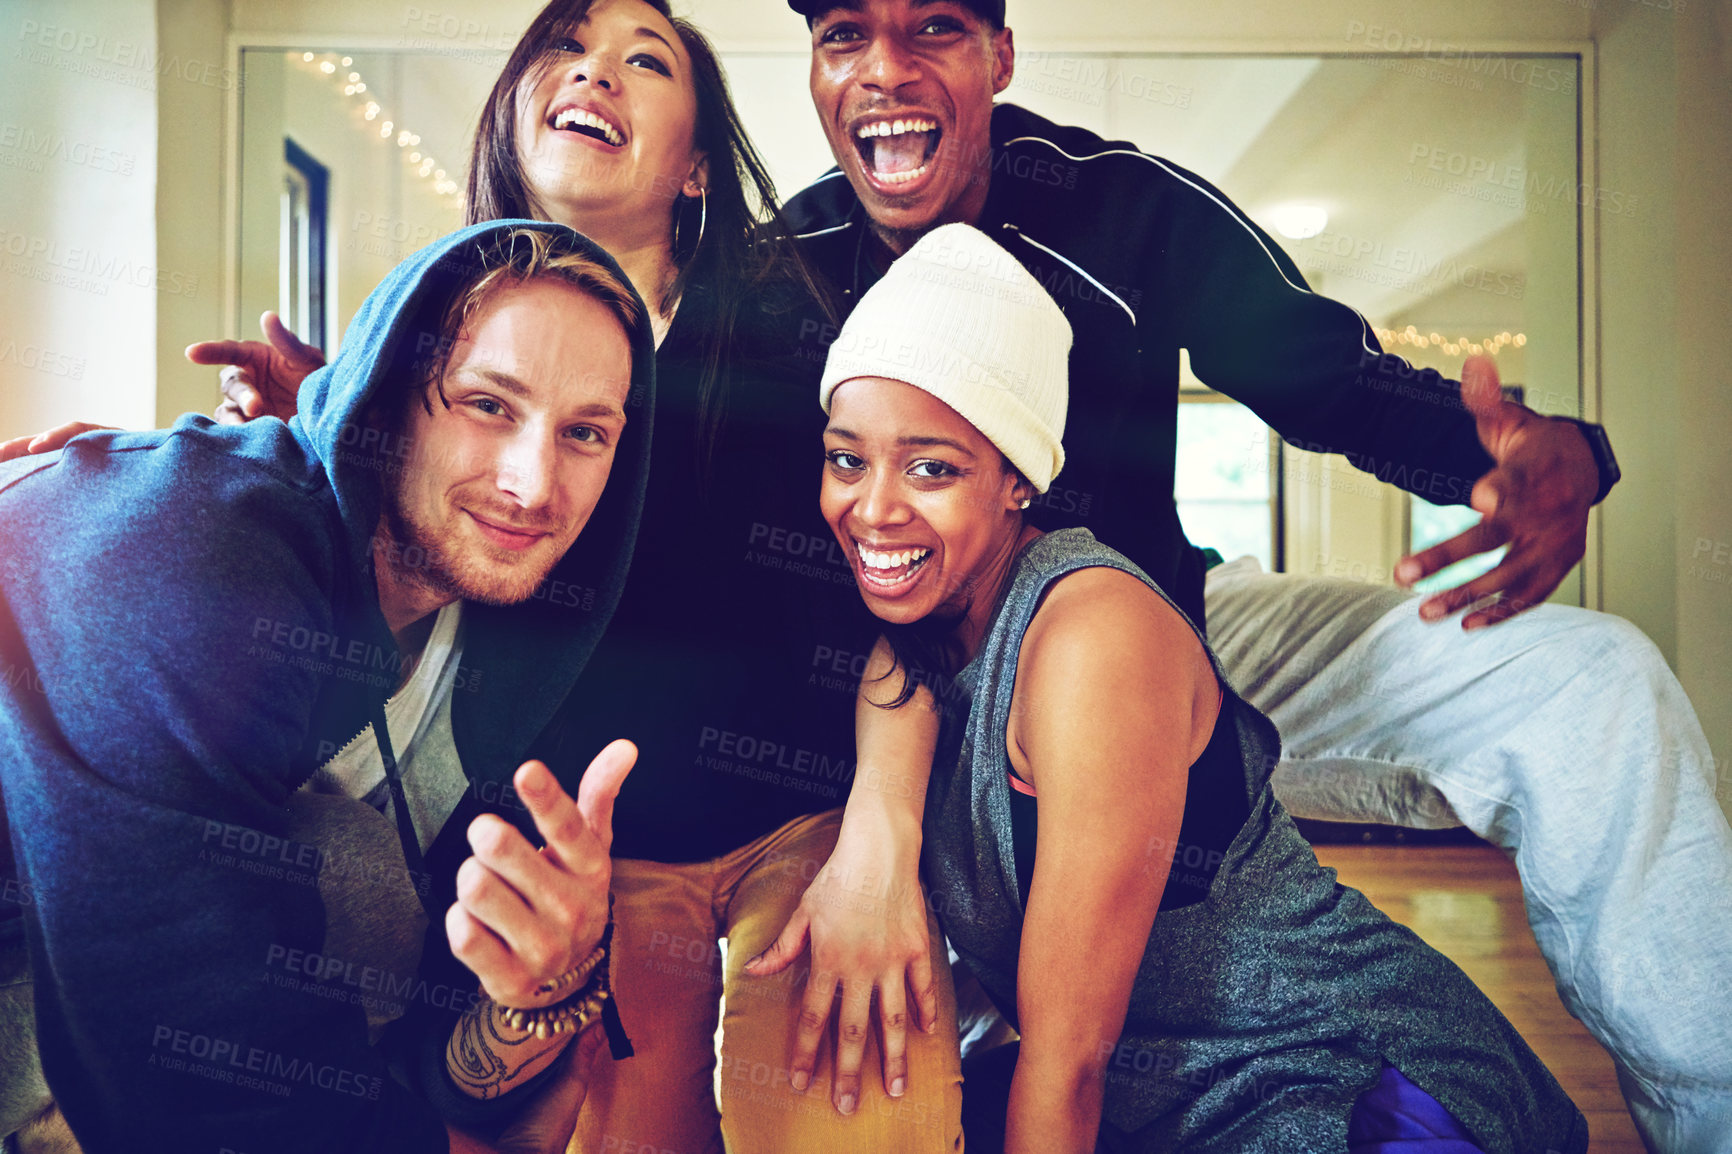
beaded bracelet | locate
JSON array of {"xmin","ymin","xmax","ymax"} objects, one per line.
[
  {"xmin": 531, "ymin": 944, "xmax": 607, "ymax": 1000},
  {"xmin": 490, "ymin": 915, "xmax": 619, "ymax": 1041},
  {"xmin": 491, "ymin": 985, "xmax": 609, "ymax": 1041}
]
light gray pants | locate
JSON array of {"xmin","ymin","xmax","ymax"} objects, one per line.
[{"xmin": 1204, "ymin": 558, "xmax": 1732, "ymax": 1154}]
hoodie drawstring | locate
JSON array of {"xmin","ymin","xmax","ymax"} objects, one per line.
[{"xmin": 370, "ymin": 700, "xmax": 438, "ymax": 924}]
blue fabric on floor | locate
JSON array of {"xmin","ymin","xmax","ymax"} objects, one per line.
[{"xmin": 1350, "ymin": 1065, "xmax": 1486, "ymax": 1153}]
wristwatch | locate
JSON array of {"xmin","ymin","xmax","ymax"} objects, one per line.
[{"xmin": 1558, "ymin": 418, "xmax": 1620, "ymax": 505}]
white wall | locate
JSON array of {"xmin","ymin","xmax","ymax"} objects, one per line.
[
  {"xmin": 156, "ymin": 0, "xmax": 229, "ymax": 426},
  {"xmin": 0, "ymin": 0, "xmax": 163, "ymax": 436},
  {"xmin": 1669, "ymin": 1, "xmax": 1732, "ymax": 806}
]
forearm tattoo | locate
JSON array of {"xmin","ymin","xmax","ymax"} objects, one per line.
[{"xmin": 446, "ymin": 1001, "xmax": 564, "ymax": 1099}]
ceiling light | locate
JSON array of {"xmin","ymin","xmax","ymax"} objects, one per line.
[{"xmin": 1269, "ymin": 204, "xmax": 1329, "ymax": 240}]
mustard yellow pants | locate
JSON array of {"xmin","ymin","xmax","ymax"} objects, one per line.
[{"xmin": 571, "ymin": 807, "xmax": 964, "ymax": 1154}]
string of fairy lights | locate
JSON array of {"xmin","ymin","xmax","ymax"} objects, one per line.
[
  {"xmin": 280, "ymin": 61, "xmax": 1528, "ymax": 357},
  {"xmin": 294, "ymin": 52, "xmax": 463, "ymax": 202},
  {"xmin": 1373, "ymin": 325, "xmax": 1526, "ymax": 358}
]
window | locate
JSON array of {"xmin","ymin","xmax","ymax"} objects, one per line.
[
  {"xmin": 281, "ymin": 137, "xmax": 328, "ymax": 350},
  {"xmin": 1175, "ymin": 388, "xmax": 1280, "ymax": 571},
  {"xmin": 1407, "ymin": 384, "xmax": 1522, "ymax": 592}
]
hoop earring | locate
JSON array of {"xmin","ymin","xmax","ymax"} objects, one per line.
[{"xmin": 675, "ymin": 187, "xmax": 708, "ymax": 257}]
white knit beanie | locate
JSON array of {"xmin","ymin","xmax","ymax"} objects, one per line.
[{"xmin": 818, "ymin": 224, "xmax": 1073, "ymax": 492}]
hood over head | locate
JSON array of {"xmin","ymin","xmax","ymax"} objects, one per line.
[{"xmin": 293, "ymin": 220, "xmax": 657, "ymax": 791}]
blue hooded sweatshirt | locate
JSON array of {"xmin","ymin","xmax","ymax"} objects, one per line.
[{"xmin": 0, "ymin": 221, "xmax": 655, "ymax": 1153}]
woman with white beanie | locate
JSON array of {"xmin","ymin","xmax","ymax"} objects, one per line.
[{"xmin": 809, "ymin": 224, "xmax": 1587, "ymax": 1153}]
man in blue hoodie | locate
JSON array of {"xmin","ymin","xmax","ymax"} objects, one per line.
[{"xmin": 0, "ymin": 221, "xmax": 656, "ymax": 1154}]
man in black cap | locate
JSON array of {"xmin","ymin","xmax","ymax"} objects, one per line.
[{"xmin": 766, "ymin": 2, "xmax": 1732, "ymax": 1150}]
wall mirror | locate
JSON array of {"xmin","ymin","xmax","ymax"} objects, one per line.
[{"xmin": 236, "ymin": 43, "xmax": 1585, "ymax": 599}]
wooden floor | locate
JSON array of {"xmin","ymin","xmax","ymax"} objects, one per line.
[{"xmin": 1317, "ymin": 845, "xmax": 1647, "ymax": 1153}]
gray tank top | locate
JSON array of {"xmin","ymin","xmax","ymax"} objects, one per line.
[{"xmin": 923, "ymin": 528, "xmax": 1587, "ymax": 1152}]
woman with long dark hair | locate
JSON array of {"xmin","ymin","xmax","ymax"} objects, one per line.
[{"xmin": 78, "ymin": 2, "xmax": 967, "ymax": 1151}]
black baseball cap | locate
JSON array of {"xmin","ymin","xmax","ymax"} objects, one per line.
[{"xmin": 787, "ymin": 0, "xmax": 1006, "ymax": 29}]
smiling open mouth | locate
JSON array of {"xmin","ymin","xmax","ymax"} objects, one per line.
[
  {"xmin": 854, "ymin": 118, "xmax": 941, "ymax": 186},
  {"xmin": 856, "ymin": 542, "xmax": 934, "ymax": 587},
  {"xmin": 553, "ymin": 107, "xmax": 624, "ymax": 148}
]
